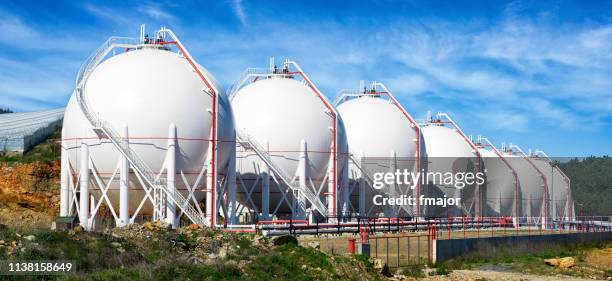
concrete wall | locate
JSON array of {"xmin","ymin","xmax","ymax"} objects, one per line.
[{"xmin": 436, "ymin": 231, "xmax": 612, "ymax": 263}]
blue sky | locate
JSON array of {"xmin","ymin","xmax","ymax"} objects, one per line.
[{"xmin": 0, "ymin": 0, "xmax": 611, "ymax": 156}]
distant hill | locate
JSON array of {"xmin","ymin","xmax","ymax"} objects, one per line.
[
  {"xmin": 558, "ymin": 156, "xmax": 612, "ymax": 216},
  {"xmin": 0, "ymin": 108, "xmax": 13, "ymax": 114}
]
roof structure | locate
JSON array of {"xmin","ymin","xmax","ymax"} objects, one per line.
[{"xmin": 0, "ymin": 108, "xmax": 65, "ymax": 153}]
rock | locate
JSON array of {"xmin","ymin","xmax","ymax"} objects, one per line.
[
  {"xmin": 0, "ymin": 240, "xmax": 5, "ymax": 245},
  {"xmin": 176, "ymin": 241, "xmax": 188, "ymax": 250},
  {"xmin": 308, "ymin": 241, "xmax": 321, "ymax": 250},
  {"xmin": 144, "ymin": 221, "xmax": 171, "ymax": 231},
  {"xmin": 117, "ymin": 247, "xmax": 125, "ymax": 253},
  {"xmin": 545, "ymin": 257, "xmax": 575, "ymax": 269},
  {"xmin": 23, "ymin": 235, "xmax": 35, "ymax": 241},
  {"xmin": 272, "ymin": 235, "xmax": 297, "ymax": 246},
  {"xmin": 111, "ymin": 242, "xmax": 122, "ymax": 248},
  {"xmin": 208, "ymin": 253, "xmax": 217, "ymax": 259},
  {"xmin": 558, "ymin": 257, "xmax": 575, "ymax": 269},
  {"xmin": 372, "ymin": 258, "xmax": 384, "ymax": 270},
  {"xmin": 301, "ymin": 264, "xmax": 308, "ymax": 270},
  {"xmin": 545, "ymin": 258, "xmax": 560, "ymax": 267},
  {"xmin": 187, "ymin": 224, "xmax": 200, "ymax": 231}
]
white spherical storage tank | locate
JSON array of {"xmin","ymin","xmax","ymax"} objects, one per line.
[
  {"xmin": 231, "ymin": 74, "xmax": 348, "ymax": 220},
  {"xmin": 421, "ymin": 121, "xmax": 482, "ymax": 217},
  {"xmin": 501, "ymin": 152, "xmax": 546, "ymax": 220},
  {"xmin": 61, "ymin": 41, "xmax": 234, "ymax": 229},
  {"xmin": 477, "ymin": 148, "xmax": 518, "ymax": 217},
  {"xmin": 530, "ymin": 156, "xmax": 569, "ymax": 219},
  {"xmin": 337, "ymin": 90, "xmax": 425, "ymax": 217}
]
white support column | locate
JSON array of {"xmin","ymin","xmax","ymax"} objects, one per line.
[
  {"xmin": 79, "ymin": 142, "xmax": 90, "ymax": 230},
  {"xmin": 261, "ymin": 140, "xmax": 270, "ymax": 221},
  {"xmin": 227, "ymin": 140, "xmax": 237, "ymax": 224},
  {"xmin": 117, "ymin": 124, "xmax": 130, "ymax": 227},
  {"xmin": 59, "ymin": 139, "xmax": 69, "ymax": 217},
  {"xmin": 296, "ymin": 139, "xmax": 307, "ymax": 219},
  {"xmin": 358, "ymin": 151, "xmax": 366, "ymax": 216},
  {"xmin": 165, "ymin": 123, "xmax": 177, "ymax": 228},
  {"xmin": 205, "ymin": 126, "xmax": 216, "ymax": 226},
  {"xmin": 341, "ymin": 163, "xmax": 349, "ymax": 217}
]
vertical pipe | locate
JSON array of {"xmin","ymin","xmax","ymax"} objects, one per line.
[
  {"xmin": 79, "ymin": 142, "xmax": 90, "ymax": 230},
  {"xmin": 261, "ymin": 140, "xmax": 270, "ymax": 221},
  {"xmin": 227, "ymin": 139, "xmax": 237, "ymax": 224},
  {"xmin": 165, "ymin": 123, "xmax": 177, "ymax": 228},
  {"xmin": 59, "ymin": 138, "xmax": 69, "ymax": 217}
]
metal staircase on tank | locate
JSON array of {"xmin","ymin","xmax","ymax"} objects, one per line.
[
  {"xmin": 74, "ymin": 31, "xmax": 210, "ymax": 226},
  {"xmin": 235, "ymin": 130, "xmax": 328, "ymax": 215}
]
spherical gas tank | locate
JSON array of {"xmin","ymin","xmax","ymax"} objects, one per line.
[
  {"xmin": 232, "ymin": 77, "xmax": 347, "ymax": 181},
  {"xmin": 502, "ymin": 153, "xmax": 545, "ymax": 218},
  {"xmin": 62, "ymin": 47, "xmax": 234, "ymax": 214},
  {"xmin": 337, "ymin": 96, "xmax": 420, "ymax": 160},
  {"xmin": 337, "ymin": 96, "xmax": 424, "ymax": 216},
  {"xmin": 479, "ymin": 149, "xmax": 518, "ymax": 217},
  {"xmin": 421, "ymin": 125, "xmax": 479, "ymax": 216}
]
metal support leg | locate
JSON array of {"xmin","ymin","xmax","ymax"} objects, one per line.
[
  {"xmin": 166, "ymin": 123, "xmax": 177, "ymax": 228},
  {"xmin": 358, "ymin": 151, "xmax": 366, "ymax": 216},
  {"xmin": 297, "ymin": 139, "xmax": 307, "ymax": 219},
  {"xmin": 118, "ymin": 124, "xmax": 130, "ymax": 227},
  {"xmin": 261, "ymin": 141, "xmax": 270, "ymax": 220},
  {"xmin": 205, "ymin": 126, "xmax": 216, "ymax": 227},
  {"xmin": 227, "ymin": 143, "xmax": 237, "ymax": 224},
  {"xmin": 79, "ymin": 142, "xmax": 90, "ymax": 230},
  {"xmin": 60, "ymin": 139, "xmax": 69, "ymax": 217}
]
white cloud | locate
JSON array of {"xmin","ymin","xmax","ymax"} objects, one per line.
[
  {"xmin": 231, "ymin": 0, "xmax": 247, "ymax": 26},
  {"xmin": 137, "ymin": 5, "xmax": 175, "ymax": 22}
]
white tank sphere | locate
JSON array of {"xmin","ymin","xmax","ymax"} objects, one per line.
[
  {"xmin": 337, "ymin": 96, "xmax": 424, "ymax": 216},
  {"xmin": 232, "ymin": 78, "xmax": 347, "ymax": 180},
  {"xmin": 421, "ymin": 125, "xmax": 480, "ymax": 216},
  {"xmin": 337, "ymin": 96, "xmax": 419, "ymax": 159},
  {"xmin": 232, "ymin": 77, "xmax": 348, "ymax": 215},
  {"xmin": 478, "ymin": 149, "xmax": 518, "ymax": 217},
  {"xmin": 62, "ymin": 47, "xmax": 234, "ymax": 214},
  {"xmin": 502, "ymin": 153, "xmax": 545, "ymax": 218},
  {"xmin": 530, "ymin": 157, "xmax": 568, "ymax": 218}
]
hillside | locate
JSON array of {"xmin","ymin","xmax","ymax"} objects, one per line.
[{"xmin": 558, "ymin": 156, "xmax": 612, "ymax": 216}]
